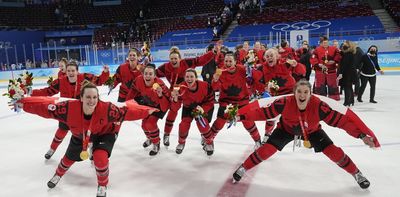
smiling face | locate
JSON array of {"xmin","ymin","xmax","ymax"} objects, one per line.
[
  {"xmin": 66, "ymin": 65, "xmax": 78, "ymax": 83},
  {"xmin": 128, "ymin": 50, "xmax": 139, "ymax": 62},
  {"xmin": 185, "ymin": 71, "xmax": 197, "ymax": 88},
  {"xmin": 264, "ymin": 49, "xmax": 278, "ymax": 67},
  {"xmin": 169, "ymin": 53, "xmax": 180, "ymax": 68},
  {"xmin": 224, "ymin": 55, "xmax": 236, "ymax": 72},
  {"xmin": 143, "ymin": 67, "xmax": 156, "ymax": 86},
  {"xmin": 81, "ymin": 87, "xmax": 99, "ymax": 114},
  {"xmin": 294, "ymin": 84, "xmax": 311, "ymax": 110}
]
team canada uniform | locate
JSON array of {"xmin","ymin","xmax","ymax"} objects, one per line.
[
  {"xmin": 31, "ymin": 71, "xmax": 109, "ymax": 156},
  {"xmin": 310, "ymin": 45, "xmax": 342, "ymax": 100},
  {"xmin": 250, "ymin": 59, "xmax": 306, "ymax": 137},
  {"xmin": 131, "ymin": 75, "xmax": 170, "ymax": 154},
  {"xmin": 171, "ymin": 80, "xmax": 215, "ymax": 149},
  {"xmin": 21, "ymin": 97, "xmax": 153, "ymax": 190},
  {"xmin": 156, "ymin": 51, "xmax": 215, "ymax": 137},
  {"xmin": 236, "ymin": 94, "xmax": 378, "ymax": 188},
  {"xmin": 208, "ymin": 64, "xmax": 261, "ymax": 146},
  {"xmin": 112, "ymin": 61, "xmax": 143, "ymax": 102}
]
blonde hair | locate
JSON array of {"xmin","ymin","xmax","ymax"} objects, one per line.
[{"xmin": 169, "ymin": 46, "xmax": 181, "ymax": 58}]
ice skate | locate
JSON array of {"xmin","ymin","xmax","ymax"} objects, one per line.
[
  {"xmin": 47, "ymin": 174, "xmax": 61, "ymax": 188},
  {"xmin": 149, "ymin": 143, "xmax": 160, "ymax": 156},
  {"xmin": 142, "ymin": 138, "xmax": 151, "ymax": 148},
  {"xmin": 203, "ymin": 143, "xmax": 214, "ymax": 156},
  {"xmin": 353, "ymin": 171, "xmax": 370, "ymax": 189},
  {"xmin": 96, "ymin": 185, "xmax": 107, "ymax": 197},
  {"xmin": 44, "ymin": 149, "xmax": 55, "ymax": 159},
  {"xmin": 163, "ymin": 135, "xmax": 170, "ymax": 147},
  {"xmin": 232, "ymin": 165, "xmax": 246, "ymax": 183},
  {"xmin": 175, "ymin": 143, "xmax": 185, "ymax": 154}
]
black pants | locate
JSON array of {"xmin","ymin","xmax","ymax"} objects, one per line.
[
  {"xmin": 343, "ymin": 82, "xmax": 354, "ymax": 105},
  {"xmin": 358, "ymin": 75, "xmax": 376, "ymax": 101}
]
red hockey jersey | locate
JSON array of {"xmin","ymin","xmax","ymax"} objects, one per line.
[
  {"xmin": 310, "ymin": 46, "xmax": 341, "ymax": 72},
  {"xmin": 132, "ymin": 76, "xmax": 170, "ymax": 112},
  {"xmin": 32, "ymin": 72, "xmax": 109, "ymax": 99},
  {"xmin": 112, "ymin": 61, "xmax": 143, "ymax": 101},
  {"xmin": 172, "ymin": 80, "xmax": 214, "ymax": 113},
  {"xmin": 156, "ymin": 51, "xmax": 215, "ymax": 88},
  {"xmin": 22, "ymin": 98, "xmax": 154, "ymax": 137}
]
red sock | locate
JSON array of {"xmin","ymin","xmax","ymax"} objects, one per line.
[
  {"xmin": 243, "ymin": 121, "xmax": 261, "ymax": 141},
  {"xmin": 93, "ymin": 150, "xmax": 109, "ymax": 186},
  {"xmin": 164, "ymin": 110, "xmax": 178, "ymax": 135},
  {"xmin": 55, "ymin": 155, "xmax": 75, "ymax": 176},
  {"xmin": 50, "ymin": 128, "xmax": 68, "ymax": 150},
  {"xmin": 243, "ymin": 143, "xmax": 277, "ymax": 170},
  {"xmin": 264, "ymin": 120, "xmax": 275, "ymax": 136},
  {"xmin": 323, "ymin": 144, "xmax": 358, "ymax": 174}
]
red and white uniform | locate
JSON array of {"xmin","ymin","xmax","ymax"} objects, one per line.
[
  {"xmin": 156, "ymin": 51, "xmax": 215, "ymax": 135},
  {"xmin": 208, "ymin": 64, "xmax": 261, "ymax": 143},
  {"xmin": 21, "ymin": 97, "xmax": 153, "ymax": 188},
  {"xmin": 132, "ymin": 75, "xmax": 170, "ymax": 145},
  {"xmin": 32, "ymin": 72, "xmax": 109, "ymax": 99},
  {"xmin": 310, "ymin": 46, "xmax": 342, "ymax": 100},
  {"xmin": 171, "ymin": 80, "xmax": 215, "ymax": 145},
  {"xmin": 112, "ymin": 61, "xmax": 143, "ymax": 102}
]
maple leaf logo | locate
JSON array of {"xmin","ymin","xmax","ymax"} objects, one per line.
[
  {"xmin": 224, "ymin": 84, "xmax": 242, "ymax": 97},
  {"xmin": 125, "ymin": 80, "xmax": 133, "ymax": 89},
  {"xmin": 272, "ymin": 76, "xmax": 287, "ymax": 87}
]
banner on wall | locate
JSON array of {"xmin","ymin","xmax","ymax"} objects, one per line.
[{"xmin": 290, "ymin": 30, "xmax": 309, "ymax": 49}]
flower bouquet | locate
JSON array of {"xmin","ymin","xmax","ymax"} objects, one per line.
[
  {"xmin": 192, "ymin": 106, "xmax": 207, "ymax": 128},
  {"xmin": 2, "ymin": 79, "xmax": 26, "ymax": 112},
  {"xmin": 104, "ymin": 77, "xmax": 115, "ymax": 95},
  {"xmin": 267, "ymin": 80, "xmax": 279, "ymax": 96},
  {"xmin": 224, "ymin": 104, "xmax": 239, "ymax": 129},
  {"xmin": 18, "ymin": 70, "xmax": 34, "ymax": 95}
]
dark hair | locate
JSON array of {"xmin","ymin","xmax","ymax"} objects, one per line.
[
  {"xmin": 143, "ymin": 65, "xmax": 156, "ymax": 73},
  {"xmin": 207, "ymin": 44, "xmax": 214, "ymax": 52},
  {"xmin": 320, "ymin": 36, "xmax": 329, "ymax": 43},
  {"xmin": 293, "ymin": 79, "xmax": 312, "ymax": 93},
  {"xmin": 146, "ymin": 63, "xmax": 156, "ymax": 69},
  {"xmin": 185, "ymin": 68, "xmax": 198, "ymax": 78},
  {"xmin": 367, "ymin": 45, "xmax": 378, "ymax": 53},
  {"xmin": 225, "ymin": 51, "xmax": 235, "ymax": 57},
  {"xmin": 80, "ymin": 80, "xmax": 98, "ymax": 98},
  {"xmin": 66, "ymin": 61, "xmax": 79, "ymax": 71}
]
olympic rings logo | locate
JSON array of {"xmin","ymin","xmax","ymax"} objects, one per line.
[
  {"xmin": 271, "ymin": 20, "xmax": 331, "ymax": 31},
  {"xmin": 101, "ymin": 52, "xmax": 111, "ymax": 57}
]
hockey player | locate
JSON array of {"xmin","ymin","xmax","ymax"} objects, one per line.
[
  {"xmin": 19, "ymin": 81, "xmax": 158, "ymax": 197},
  {"xmin": 31, "ymin": 62, "xmax": 109, "ymax": 159},
  {"xmin": 156, "ymin": 46, "xmax": 217, "ymax": 147},
  {"xmin": 110, "ymin": 48, "xmax": 143, "ymax": 102},
  {"xmin": 170, "ymin": 68, "xmax": 215, "ymax": 154},
  {"xmin": 251, "ymin": 48, "xmax": 306, "ymax": 142},
  {"xmin": 131, "ymin": 65, "xmax": 171, "ymax": 156},
  {"xmin": 310, "ymin": 36, "xmax": 342, "ymax": 100},
  {"xmin": 205, "ymin": 52, "xmax": 262, "ymax": 155},
  {"xmin": 232, "ymin": 79, "xmax": 380, "ymax": 189}
]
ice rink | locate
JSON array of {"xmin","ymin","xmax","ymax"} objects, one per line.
[{"xmin": 1, "ymin": 74, "xmax": 399, "ymax": 197}]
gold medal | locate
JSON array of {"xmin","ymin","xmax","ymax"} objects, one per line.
[
  {"xmin": 303, "ymin": 140, "xmax": 312, "ymax": 148},
  {"xmin": 324, "ymin": 59, "xmax": 328, "ymax": 64},
  {"xmin": 80, "ymin": 151, "xmax": 89, "ymax": 160},
  {"xmin": 206, "ymin": 74, "xmax": 210, "ymax": 79},
  {"xmin": 216, "ymin": 68, "xmax": 222, "ymax": 76},
  {"xmin": 152, "ymin": 83, "xmax": 160, "ymax": 90}
]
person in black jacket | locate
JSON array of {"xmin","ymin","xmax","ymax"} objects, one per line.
[
  {"xmin": 299, "ymin": 43, "xmax": 312, "ymax": 80},
  {"xmin": 357, "ymin": 45, "xmax": 384, "ymax": 103},
  {"xmin": 353, "ymin": 46, "xmax": 364, "ymax": 96},
  {"xmin": 337, "ymin": 41, "xmax": 357, "ymax": 106},
  {"xmin": 201, "ymin": 44, "xmax": 218, "ymax": 85}
]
